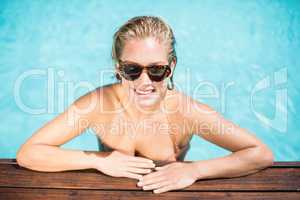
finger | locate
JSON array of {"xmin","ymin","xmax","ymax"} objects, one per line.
[
  {"xmin": 138, "ymin": 176, "xmax": 166, "ymax": 187},
  {"xmin": 155, "ymin": 165, "xmax": 170, "ymax": 171},
  {"xmin": 156, "ymin": 162, "xmax": 177, "ymax": 170},
  {"xmin": 153, "ymin": 184, "xmax": 175, "ymax": 194},
  {"xmin": 142, "ymin": 180, "xmax": 171, "ymax": 191},
  {"xmin": 127, "ymin": 156, "xmax": 154, "ymax": 164},
  {"xmin": 122, "ymin": 172, "xmax": 143, "ymax": 180},
  {"xmin": 125, "ymin": 167, "xmax": 153, "ymax": 174},
  {"xmin": 126, "ymin": 161, "xmax": 155, "ymax": 169},
  {"xmin": 142, "ymin": 170, "xmax": 164, "ymax": 181}
]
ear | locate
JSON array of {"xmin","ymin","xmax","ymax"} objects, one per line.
[
  {"xmin": 170, "ymin": 57, "xmax": 177, "ymax": 68},
  {"xmin": 169, "ymin": 58, "xmax": 177, "ymax": 77}
]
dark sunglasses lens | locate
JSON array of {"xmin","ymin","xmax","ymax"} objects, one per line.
[
  {"xmin": 148, "ymin": 66, "xmax": 170, "ymax": 81},
  {"xmin": 121, "ymin": 65, "xmax": 142, "ymax": 80}
]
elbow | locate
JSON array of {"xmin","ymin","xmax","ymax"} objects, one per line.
[
  {"xmin": 16, "ymin": 145, "xmax": 33, "ymax": 168},
  {"xmin": 253, "ymin": 145, "xmax": 274, "ymax": 169},
  {"xmin": 261, "ymin": 149, "xmax": 274, "ymax": 168},
  {"xmin": 16, "ymin": 146, "xmax": 27, "ymax": 167}
]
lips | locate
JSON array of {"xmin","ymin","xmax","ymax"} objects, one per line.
[{"xmin": 134, "ymin": 88, "xmax": 155, "ymax": 95}]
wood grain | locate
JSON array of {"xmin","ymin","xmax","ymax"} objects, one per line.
[
  {"xmin": 0, "ymin": 159, "xmax": 299, "ymax": 199},
  {"xmin": 0, "ymin": 188, "xmax": 300, "ymax": 200}
]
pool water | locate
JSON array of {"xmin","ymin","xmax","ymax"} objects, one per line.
[{"xmin": 0, "ymin": 0, "xmax": 299, "ymax": 161}]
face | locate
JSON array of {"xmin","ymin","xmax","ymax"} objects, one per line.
[{"xmin": 117, "ymin": 37, "xmax": 174, "ymax": 111}]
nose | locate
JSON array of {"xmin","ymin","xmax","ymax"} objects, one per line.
[{"xmin": 138, "ymin": 68, "xmax": 152, "ymax": 84}]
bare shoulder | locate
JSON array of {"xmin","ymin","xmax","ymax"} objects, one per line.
[
  {"xmin": 71, "ymin": 83, "xmax": 119, "ymax": 123},
  {"xmin": 167, "ymin": 89, "xmax": 213, "ymax": 118}
]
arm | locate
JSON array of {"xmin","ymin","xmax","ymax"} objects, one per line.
[
  {"xmin": 16, "ymin": 89, "xmax": 106, "ymax": 172},
  {"xmin": 192, "ymin": 145, "xmax": 273, "ymax": 180},
  {"xmin": 137, "ymin": 94, "xmax": 274, "ymax": 194},
  {"xmin": 17, "ymin": 145, "xmax": 107, "ymax": 172},
  {"xmin": 17, "ymin": 87, "xmax": 155, "ymax": 179},
  {"xmin": 186, "ymin": 98, "xmax": 274, "ymax": 180}
]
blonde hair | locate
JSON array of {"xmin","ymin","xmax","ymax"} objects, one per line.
[{"xmin": 112, "ymin": 16, "xmax": 177, "ymax": 82}]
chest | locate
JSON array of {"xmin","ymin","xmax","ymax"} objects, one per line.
[{"xmin": 94, "ymin": 113, "xmax": 190, "ymax": 161}]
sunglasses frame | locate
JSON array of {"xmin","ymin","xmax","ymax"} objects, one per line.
[{"xmin": 117, "ymin": 60, "xmax": 172, "ymax": 82}]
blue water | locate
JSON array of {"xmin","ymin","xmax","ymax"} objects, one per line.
[{"xmin": 0, "ymin": 0, "xmax": 299, "ymax": 161}]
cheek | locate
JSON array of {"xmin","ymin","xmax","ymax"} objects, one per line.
[
  {"xmin": 122, "ymin": 79, "xmax": 133, "ymax": 87},
  {"xmin": 121, "ymin": 79, "xmax": 134, "ymax": 95},
  {"xmin": 154, "ymin": 79, "xmax": 168, "ymax": 89},
  {"xmin": 153, "ymin": 81, "xmax": 168, "ymax": 95}
]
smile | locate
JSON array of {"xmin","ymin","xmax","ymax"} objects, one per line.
[{"xmin": 134, "ymin": 88, "xmax": 156, "ymax": 95}]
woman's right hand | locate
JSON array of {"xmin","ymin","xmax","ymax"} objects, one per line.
[{"xmin": 94, "ymin": 150, "xmax": 155, "ymax": 180}]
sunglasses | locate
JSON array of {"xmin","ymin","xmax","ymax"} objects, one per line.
[{"xmin": 117, "ymin": 60, "xmax": 172, "ymax": 82}]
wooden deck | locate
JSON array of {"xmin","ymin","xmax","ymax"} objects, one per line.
[{"xmin": 0, "ymin": 159, "xmax": 299, "ymax": 199}]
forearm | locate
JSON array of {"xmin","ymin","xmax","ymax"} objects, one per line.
[
  {"xmin": 193, "ymin": 146, "xmax": 274, "ymax": 180},
  {"xmin": 16, "ymin": 144, "xmax": 106, "ymax": 172}
]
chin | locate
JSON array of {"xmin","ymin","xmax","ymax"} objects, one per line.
[
  {"xmin": 136, "ymin": 96, "xmax": 158, "ymax": 105},
  {"xmin": 137, "ymin": 99, "xmax": 158, "ymax": 107}
]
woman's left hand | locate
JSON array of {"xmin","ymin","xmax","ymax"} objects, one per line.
[{"xmin": 137, "ymin": 161, "xmax": 199, "ymax": 194}]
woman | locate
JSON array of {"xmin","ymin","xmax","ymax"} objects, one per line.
[{"xmin": 17, "ymin": 16, "xmax": 274, "ymax": 194}]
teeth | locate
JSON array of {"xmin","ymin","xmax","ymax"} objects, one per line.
[
  {"xmin": 135, "ymin": 89, "xmax": 155, "ymax": 95},
  {"xmin": 136, "ymin": 90, "xmax": 152, "ymax": 94}
]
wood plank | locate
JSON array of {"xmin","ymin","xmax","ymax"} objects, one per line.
[
  {"xmin": 0, "ymin": 159, "xmax": 300, "ymax": 191},
  {"xmin": 271, "ymin": 162, "xmax": 300, "ymax": 168},
  {"xmin": 0, "ymin": 187, "xmax": 300, "ymax": 200}
]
